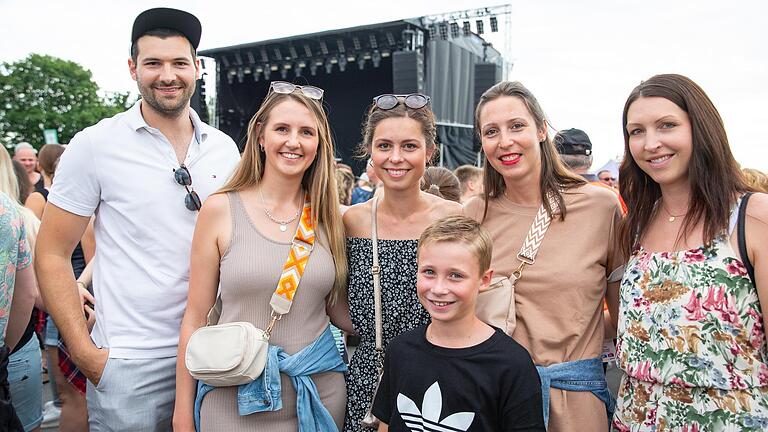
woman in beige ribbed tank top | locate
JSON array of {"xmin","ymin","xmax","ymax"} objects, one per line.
[{"xmin": 174, "ymin": 84, "xmax": 351, "ymax": 432}]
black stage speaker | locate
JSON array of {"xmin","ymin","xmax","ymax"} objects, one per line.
[
  {"xmin": 392, "ymin": 51, "xmax": 424, "ymax": 94},
  {"xmin": 473, "ymin": 63, "xmax": 501, "ymax": 152},
  {"xmin": 474, "ymin": 62, "xmax": 501, "ymax": 107}
]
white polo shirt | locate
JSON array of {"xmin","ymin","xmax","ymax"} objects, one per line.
[{"xmin": 49, "ymin": 101, "xmax": 241, "ymax": 359}]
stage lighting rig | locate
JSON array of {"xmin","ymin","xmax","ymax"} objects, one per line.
[
  {"xmin": 438, "ymin": 22, "xmax": 448, "ymax": 40},
  {"xmin": 428, "ymin": 25, "xmax": 437, "ymax": 40},
  {"xmin": 386, "ymin": 32, "xmax": 396, "ymax": 46},
  {"xmin": 450, "ymin": 22, "xmax": 460, "ymax": 38},
  {"xmin": 490, "ymin": 16, "xmax": 498, "ymax": 32}
]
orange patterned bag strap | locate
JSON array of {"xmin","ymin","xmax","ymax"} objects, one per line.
[{"xmin": 266, "ymin": 193, "xmax": 315, "ymax": 337}]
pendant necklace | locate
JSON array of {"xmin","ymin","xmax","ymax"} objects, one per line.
[
  {"xmin": 260, "ymin": 188, "xmax": 301, "ymax": 232},
  {"xmin": 661, "ymin": 201, "xmax": 686, "ymax": 223}
]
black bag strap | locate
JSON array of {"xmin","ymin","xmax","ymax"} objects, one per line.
[{"xmin": 737, "ymin": 192, "xmax": 755, "ymax": 285}]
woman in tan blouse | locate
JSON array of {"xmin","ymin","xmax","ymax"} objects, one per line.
[{"xmin": 464, "ymin": 81, "xmax": 624, "ymax": 432}]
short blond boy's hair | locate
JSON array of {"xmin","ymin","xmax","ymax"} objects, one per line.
[{"xmin": 418, "ymin": 215, "xmax": 492, "ymax": 274}]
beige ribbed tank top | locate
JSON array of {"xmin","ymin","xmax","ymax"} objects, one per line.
[
  {"xmin": 200, "ymin": 192, "xmax": 345, "ymax": 432},
  {"xmin": 217, "ymin": 191, "xmax": 335, "ymax": 354}
]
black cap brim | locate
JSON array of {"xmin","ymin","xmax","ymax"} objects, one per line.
[{"xmin": 132, "ymin": 7, "xmax": 201, "ymax": 50}]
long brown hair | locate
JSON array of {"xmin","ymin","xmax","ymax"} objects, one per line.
[
  {"xmin": 219, "ymin": 90, "xmax": 347, "ymax": 302},
  {"xmin": 474, "ymin": 81, "xmax": 584, "ymax": 221},
  {"xmin": 618, "ymin": 74, "xmax": 748, "ymax": 255}
]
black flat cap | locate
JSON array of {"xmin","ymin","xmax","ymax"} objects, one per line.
[
  {"xmin": 131, "ymin": 7, "xmax": 202, "ymax": 49},
  {"xmin": 554, "ymin": 128, "xmax": 592, "ymax": 156}
]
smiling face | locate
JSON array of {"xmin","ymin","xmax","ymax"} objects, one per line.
[
  {"xmin": 417, "ymin": 241, "xmax": 492, "ymax": 324},
  {"xmin": 371, "ymin": 117, "xmax": 432, "ymax": 192},
  {"xmin": 479, "ymin": 96, "xmax": 546, "ymax": 187},
  {"xmin": 129, "ymin": 35, "xmax": 199, "ymax": 118},
  {"xmin": 259, "ymin": 98, "xmax": 319, "ymax": 181},
  {"xmin": 626, "ymin": 96, "xmax": 693, "ymax": 190}
]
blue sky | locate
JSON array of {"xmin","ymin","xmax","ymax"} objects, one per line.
[{"xmin": 1, "ymin": 0, "xmax": 766, "ymax": 170}]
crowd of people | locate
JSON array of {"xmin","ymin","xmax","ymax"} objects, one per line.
[{"xmin": 0, "ymin": 6, "xmax": 766, "ymax": 432}]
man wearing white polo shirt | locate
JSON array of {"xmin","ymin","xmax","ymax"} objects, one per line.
[{"xmin": 35, "ymin": 8, "xmax": 240, "ymax": 431}]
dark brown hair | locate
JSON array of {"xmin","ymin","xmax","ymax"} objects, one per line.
[
  {"xmin": 420, "ymin": 166, "xmax": 461, "ymax": 202},
  {"xmin": 359, "ymin": 102, "xmax": 437, "ymax": 159},
  {"xmin": 11, "ymin": 160, "xmax": 31, "ymax": 204},
  {"xmin": 618, "ymin": 74, "xmax": 748, "ymax": 255},
  {"xmin": 474, "ymin": 81, "xmax": 584, "ymax": 221},
  {"xmin": 131, "ymin": 28, "xmax": 196, "ymax": 63},
  {"xmin": 38, "ymin": 144, "xmax": 65, "ymax": 177}
]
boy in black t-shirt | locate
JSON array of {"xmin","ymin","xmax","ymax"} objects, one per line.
[{"xmin": 372, "ymin": 216, "xmax": 545, "ymax": 432}]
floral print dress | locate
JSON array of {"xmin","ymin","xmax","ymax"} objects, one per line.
[
  {"xmin": 0, "ymin": 193, "xmax": 31, "ymax": 340},
  {"xmin": 614, "ymin": 219, "xmax": 768, "ymax": 431}
]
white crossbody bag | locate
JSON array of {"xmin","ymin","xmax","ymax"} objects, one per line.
[{"xmin": 185, "ymin": 194, "xmax": 316, "ymax": 387}]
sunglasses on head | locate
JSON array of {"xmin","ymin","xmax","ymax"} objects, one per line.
[
  {"xmin": 372, "ymin": 93, "xmax": 431, "ymax": 110},
  {"xmin": 173, "ymin": 164, "xmax": 202, "ymax": 211},
  {"xmin": 600, "ymin": 176, "xmax": 617, "ymax": 181},
  {"xmin": 269, "ymin": 81, "xmax": 324, "ymax": 101}
]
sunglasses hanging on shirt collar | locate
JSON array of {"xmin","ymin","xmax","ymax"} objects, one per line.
[{"xmin": 174, "ymin": 164, "xmax": 202, "ymax": 211}]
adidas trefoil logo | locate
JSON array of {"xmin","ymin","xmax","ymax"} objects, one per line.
[{"xmin": 397, "ymin": 381, "xmax": 475, "ymax": 431}]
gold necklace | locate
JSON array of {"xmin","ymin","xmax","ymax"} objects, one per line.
[{"xmin": 661, "ymin": 201, "xmax": 687, "ymax": 223}]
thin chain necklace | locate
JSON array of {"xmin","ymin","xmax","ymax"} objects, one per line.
[
  {"xmin": 660, "ymin": 200, "xmax": 687, "ymax": 223},
  {"xmin": 259, "ymin": 188, "xmax": 301, "ymax": 232}
]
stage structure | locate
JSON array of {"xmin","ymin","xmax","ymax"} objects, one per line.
[{"xmin": 196, "ymin": 5, "xmax": 509, "ymax": 172}]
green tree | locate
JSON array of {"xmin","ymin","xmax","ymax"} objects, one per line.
[{"xmin": 0, "ymin": 54, "xmax": 134, "ymax": 150}]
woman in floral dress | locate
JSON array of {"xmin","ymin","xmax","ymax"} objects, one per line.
[{"xmin": 611, "ymin": 74, "xmax": 768, "ymax": 431}]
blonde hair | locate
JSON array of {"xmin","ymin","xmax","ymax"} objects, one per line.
[
  {"xmin": 1, "ymin": 146, "xmax": 40, "ymax": 247},
  {"xmin": 219, "ymin": 91, "xmax": 347, "ymax": 302},
  {"xmin": 742, "ymin": 168, "xmax": 768, "ymax": 193},
  {"xmin": 335, "ymin": 164, "xmax": 355, "ymax": 206},
  {"xmin": 418, "ymin": 215, "xmax": 492, "ymax": 274},
  {"xmin": 453, "ymin": 165, "xmax": 483, "ymax": 195},
  {"xmin": 0, "ymin": 146, "xmax": 20, "ymax": 204}
]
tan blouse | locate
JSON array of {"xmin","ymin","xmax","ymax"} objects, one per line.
[{"xmin": 465, "ymin": 184, "xmax": 623, "ymax": 432}]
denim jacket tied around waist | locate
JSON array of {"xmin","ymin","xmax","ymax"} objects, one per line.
[
  {"xmin": 535, "ymin": 357, "xmax": 615, "ymax": 430},
  {"xmin": 194, "ymin": 325, "xmax": 347, "ymax": 432}
]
